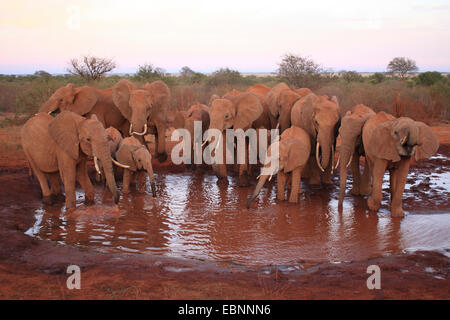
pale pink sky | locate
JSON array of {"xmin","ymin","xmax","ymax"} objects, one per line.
[{"xmin": 1, "ymin": 0, "xmax": 449, "ymax": 74}]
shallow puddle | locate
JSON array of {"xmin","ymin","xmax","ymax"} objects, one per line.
[{"xmin": 24, "ymin": 150, "xmax": 450, "ymax": 268}]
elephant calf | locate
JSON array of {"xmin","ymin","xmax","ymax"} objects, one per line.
[
  {"xmin": 247, "ymin": 126, "xmax": 311, "ymax": 208},
  {"xmin": 111, "ymin": 134, "xmax": 157, "ymax": 197},
  {"xmin": 21, "ymin": 111, "xmax": 120, "ymax": 209}
]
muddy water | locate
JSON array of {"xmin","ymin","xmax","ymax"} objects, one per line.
[{"xmin": 25, "ymin": 151, "xmax": 450, "ymax": 268}]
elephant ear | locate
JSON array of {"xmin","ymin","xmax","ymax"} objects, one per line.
[
  {"xmin": 233, "ymin": 93, "xmax": 263, "ymax": 130},
  {"xmin": 71, "ymin": 86, "xmax": 98, "ymax": 115},
  {"xmin": 48, "ymin": 111, "xmax": 83, "ymax": 160},
  {"xmin": 414, "ymin": 121, "xmax": 439, "ymax": 161},
  {"xmin": 370, "ymin": 121, "xmax": 400, "ymax": 162},
  {"xmin": 285, "ymin": 139, "xmax": 309, "ymax": 173},
  {"xmin": 112, "ymin": 79, "xmax": 135, "ymax": 120},
  {"xmin": 116, "ymin": 144, "xmax": 137, "ymax": 171}
]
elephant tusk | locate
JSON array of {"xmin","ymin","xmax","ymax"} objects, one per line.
[
  {"xmin": 129, "ymin": 124, "xmax": 133, "ymax": 136},
  {"xmin": 111, "ymin": 158, "xmax": 131, "ymax": 169},
  {"xmin": 401, "ymin": 135, "xmax": 407, "ymax": 145},
  {"xmin": 316, "ymin": 143, "xmax": 325, "ymax": 172},
  {"xmin": 334, "ymin": 155, "xmax": 340, "ymax": 171},
  {"xmin": 331, "ymin": 145, "xmax": 335, "ymax": 174},
  {"xmin": 346, "ymin": 152, "xmax": 353, "ymax": 168},
  {"xmin": 94, "ymin": 157, "xmax": 101, "ymax": 175},
  {"xmin": 131, "ymin": 123, "xmax": 147, "ymax": 136},
  {"xmin": 268, "ymin": 173, "xmax": 273, "ymax": 181},
  {"xmin": 275, "ymin": 122, "xmax": 280, "ymax": 130},
  {"xmin": 47, "ymin": 111, "xmax": 52, "ymax": 115},
  {"xmin": 214, "ymin": 134, "xmax": 222, "ymax": 154}
]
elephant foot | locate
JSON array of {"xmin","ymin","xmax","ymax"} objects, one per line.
[
  {"xmin": 156, "ymin": 152, "xmax": 168, "ymax": 163},
  {"xmin": 391, "ymin": 207, "xmax": 405, "ymax": 218},
  {"xmin": 367, "ymin": 196, "xmax": 380, "ymax": 212},
  {"xmin": 238, "ymin": 175, "xmax": 250, "ymax": 187},
  {"xmin": 122, "ymin": 188, "xmax": 130, "ymax": 195},
  {"xmin": 351, "ymin": 188, "xmax": 360, "ymax": 196},
  {"xmin": 359, "ymin": 187, "xmax": 372, "ymax": 196},
  {"xmin": 216, "ymin": 176, "xmax": 229, "ymax": 186},
  {"xmin": 84, "ymin": 198, "xmax": 95, "ymax": 206},
  {"xmin": 51, "ymin": 194, "xmax": 65, "ymax": 203},
  {"xmin": 308, "ymin": 178, "xmax": 321, "ymax": 186},
  {"xmin": 288, "ymin": 194, "xmax": 298, "ymax": 203},
  {"xmin": 42, "ymin": 195, "xmax": 53, "ymax": 205}
]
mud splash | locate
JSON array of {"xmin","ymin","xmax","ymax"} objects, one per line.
[{"xmin": 20, "ymin": 148, "xmax": 449, "ymax": 268}]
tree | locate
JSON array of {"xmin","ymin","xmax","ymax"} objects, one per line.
[
  {"xmin": 180, "ymin": 66, "xmax": 195, "ymax": 77},
  {"xmin": 67, "ymin": 55, "xmax": 116, "ymax": 81},
  {"xmin": 277, "ymin": 53, "xmax": 322, "ymax": 88},
  {"xmin": 339, "ymin": 70, "xmax": 363, "ymax": 82},
  {"xmin": 387, "ymin": 57, "xmax": 418, "ymax": 78},
  {"xmin": 135, "ymin": 63, "xmax": 166, "ymax": 81}
]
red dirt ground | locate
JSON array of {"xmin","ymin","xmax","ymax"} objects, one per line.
[{"xmin": 0, "ymin": 124, "xmax": 448, "ymax": 299}]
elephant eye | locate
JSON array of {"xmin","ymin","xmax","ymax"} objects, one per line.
[
  {"xmin": 86, "ymin": 138, "xmax": 91, "ymax": 142},
  {"xmin": 224, "ymin": 114, "xmax": 230, "ymax": 119}
]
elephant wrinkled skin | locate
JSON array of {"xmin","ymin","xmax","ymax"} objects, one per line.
[
  {"xmin": 362, "ymin": 112, "xmax": 439, "ymax": 217},
  {"xmin": 21, "ymin": 111, "xmax": 120, "ymax": 209}
]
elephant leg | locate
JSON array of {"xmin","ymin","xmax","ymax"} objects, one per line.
[
  {"xmin": 390, "ymin": 159, "xmax": 409, "ymax": 217},
  {"xmin": 277, "ymin": 170, "xmax": 287, "ymax": 201},
  {"xmin": 155, "ymin": 120, "xmax": 167, "ymax": 162},
  {"xmin": 76, "ymin": 159, "xmax": 94, "ymax": 205},
  {"xmin": 238, "ymin": 138, "xmax": 250, "ymax": 187},
  {"xmin": 288, "ymin": 167, "xmax": 301, "ymax": 203},
  {"xmin": 49, "ymin": 173, "xmax": 63, "ymax": 202},
  {"xmin": 359, "ymin": 156, "xmax": 372, "ymax": 196},
  {"xmin": 389, "ymin": 169, "xmax": 396, "ymax": 203},
  {"xmin": 351, "ymin": 154, "xmax": 361, "ymax": 195},
  {"xmin": 28, "ymin": 157, "xmax": 52, "ymax": 204},
  {"xmin": 57, "ymin": 156, "xmax": 77, "ymax": 209},
  {"xmin": 122, "ymin": 169, "xmax": 132, "ymax": 194},
  {"xmin": 367, "ymin": 159, "xmax": 388, "ymax": 212},
  {"xmin": 308, "ymin": 158, "xmax": 321, "ymax": 185}
]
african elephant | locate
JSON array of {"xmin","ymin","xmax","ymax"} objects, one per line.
[
  {"xmin": 338, "ymin": 104, "xmax": 375, "ymax": 208},
  {"xmin": 21, "ymin": 111, "xmax": 120, "ymax": 209},
  {"xmin": 114, "ymin": 136, "xmax": 157, "ymax": 196},
  {"xmin": 39, "ymin": 84, "xmax": 129, "ymax": 136},
  {"xmin": 291, "ymin": 93, "xmax": 340, "ymax": 185},
  {"xmin": 172, "ymin": 104, "xmax": 210, "ymax": 168},
  {"xmin": 247, "ymin": 126, "xmax": 311, "ymax": 207},
  {"xmin": 112, "ymin": 79, "xmax": 170, "ymax": 162},
  {"xmin": 362, "ymin": 112, "xmax": 439, "ymax": 217},
  {"xmin": 264, "ymin": 83, "xmax": 303, "ymax": 133},
  {"xmin": 247, "ymin": 84, "xmax": 272, "ymax": 130},
  {"xmin": 206, "ymin": 92, "xmax": 263, "ymax": 186}
]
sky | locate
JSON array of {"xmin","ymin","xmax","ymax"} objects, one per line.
[{"xmin": 1, "ymin": 0, "xmax": 449, "ymax": 74}]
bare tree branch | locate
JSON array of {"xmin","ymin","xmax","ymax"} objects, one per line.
[{"xmin": 67, "ymin": 55, "xmax": 116, "ymax": 81}]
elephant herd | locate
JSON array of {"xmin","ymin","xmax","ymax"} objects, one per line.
[{"xmin": 21, "ymin": 80, "xmax": 440, "ymax": 218}]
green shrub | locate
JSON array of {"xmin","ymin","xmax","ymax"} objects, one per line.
[{"xmin": 417, "ymin": 71, "xmax": 444, "ymax": 86}]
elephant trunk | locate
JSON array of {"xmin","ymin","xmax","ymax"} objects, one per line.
[
  {"xmin": 39, "ymin": 97, "xmax": 58, "ymax": 114},
  {"xmin": 94, "ymin": 142, "xmax": 120, "ymax": 204},
  {"xmin": 207, "ymin": 120, "xmax": 226, "ymax": 178},
  {"xmin": 338, "ymin": 141, "xmax": 355, "ymax": 208},
  {"xmin": 145, "ymin": 160, "xmax": 157, "ymax": 198},
  {"xmin": 316, "ymin": 128, "xmax": 333, "ymax": 171},
  {"xmin": 246, "ymin": 174, "xmax": 270, "ymax": 209}
]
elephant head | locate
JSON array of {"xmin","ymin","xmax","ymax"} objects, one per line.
[
  {"xmin": 48, "ymin": 111, "xmax": 120, "ymax": 203},
  {"xmin": 115, "ymin": 137, "xmax": 157, "ymax": 197},
  {"xmin": 246, "ymin": 126, "xmax": 311, "ymax": 208},
  {"xmin": 293, "ymin": 93, "xmax": 340, "ymax": 172},
  {"xmin": 40, "ymin": 84, "xmax": 98, "ymax": 115},
  {"xmin": 338, "ymin": 104, "xmax": 375, "ymax": 205},
  {"xmin": 105, "ymin": 127, "xmax": 123, "ymax": 156},
  {"xmin": 207, "ymin": 93, "xmax": 263, "ymax": 178},
  {"xmin": 112, "ymin": 79, "xmax": 152, "ymax": 136},
  {"xmin": 369, "ymin": 117, "xmax": 439, "ymax": 162}
]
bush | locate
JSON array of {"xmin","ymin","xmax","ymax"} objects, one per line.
[
  {"xmin": 277, "ymin": 53, "xmax": 322, "ymax": 88},
  {"xmin": 369, "ymin": 72, "xmax": 386, "ymax": 84},
  {"xmin": 340, "ymin": 70, "xmax": 363, "ymax": 83},
  {"xmin": 207, "ymin": 68, "xmax": 243, "ymax": 86},
  {"xmin": 417, "ymin": 71, "xmax": 444, "ymax": 86}
]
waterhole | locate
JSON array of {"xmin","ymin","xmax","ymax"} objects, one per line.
[{"xmin": 24, "ymin": 151, "xmax": 450, "ymax": 268}]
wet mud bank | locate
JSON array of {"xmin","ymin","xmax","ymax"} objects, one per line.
[{"xmin": 0, "ymin": 145, "xmax": 449, "ymax": 299}]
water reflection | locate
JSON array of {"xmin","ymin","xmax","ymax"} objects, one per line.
[{"xmin": 24, "ymin": 151, "xmax": 450, "ymax": 267}]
